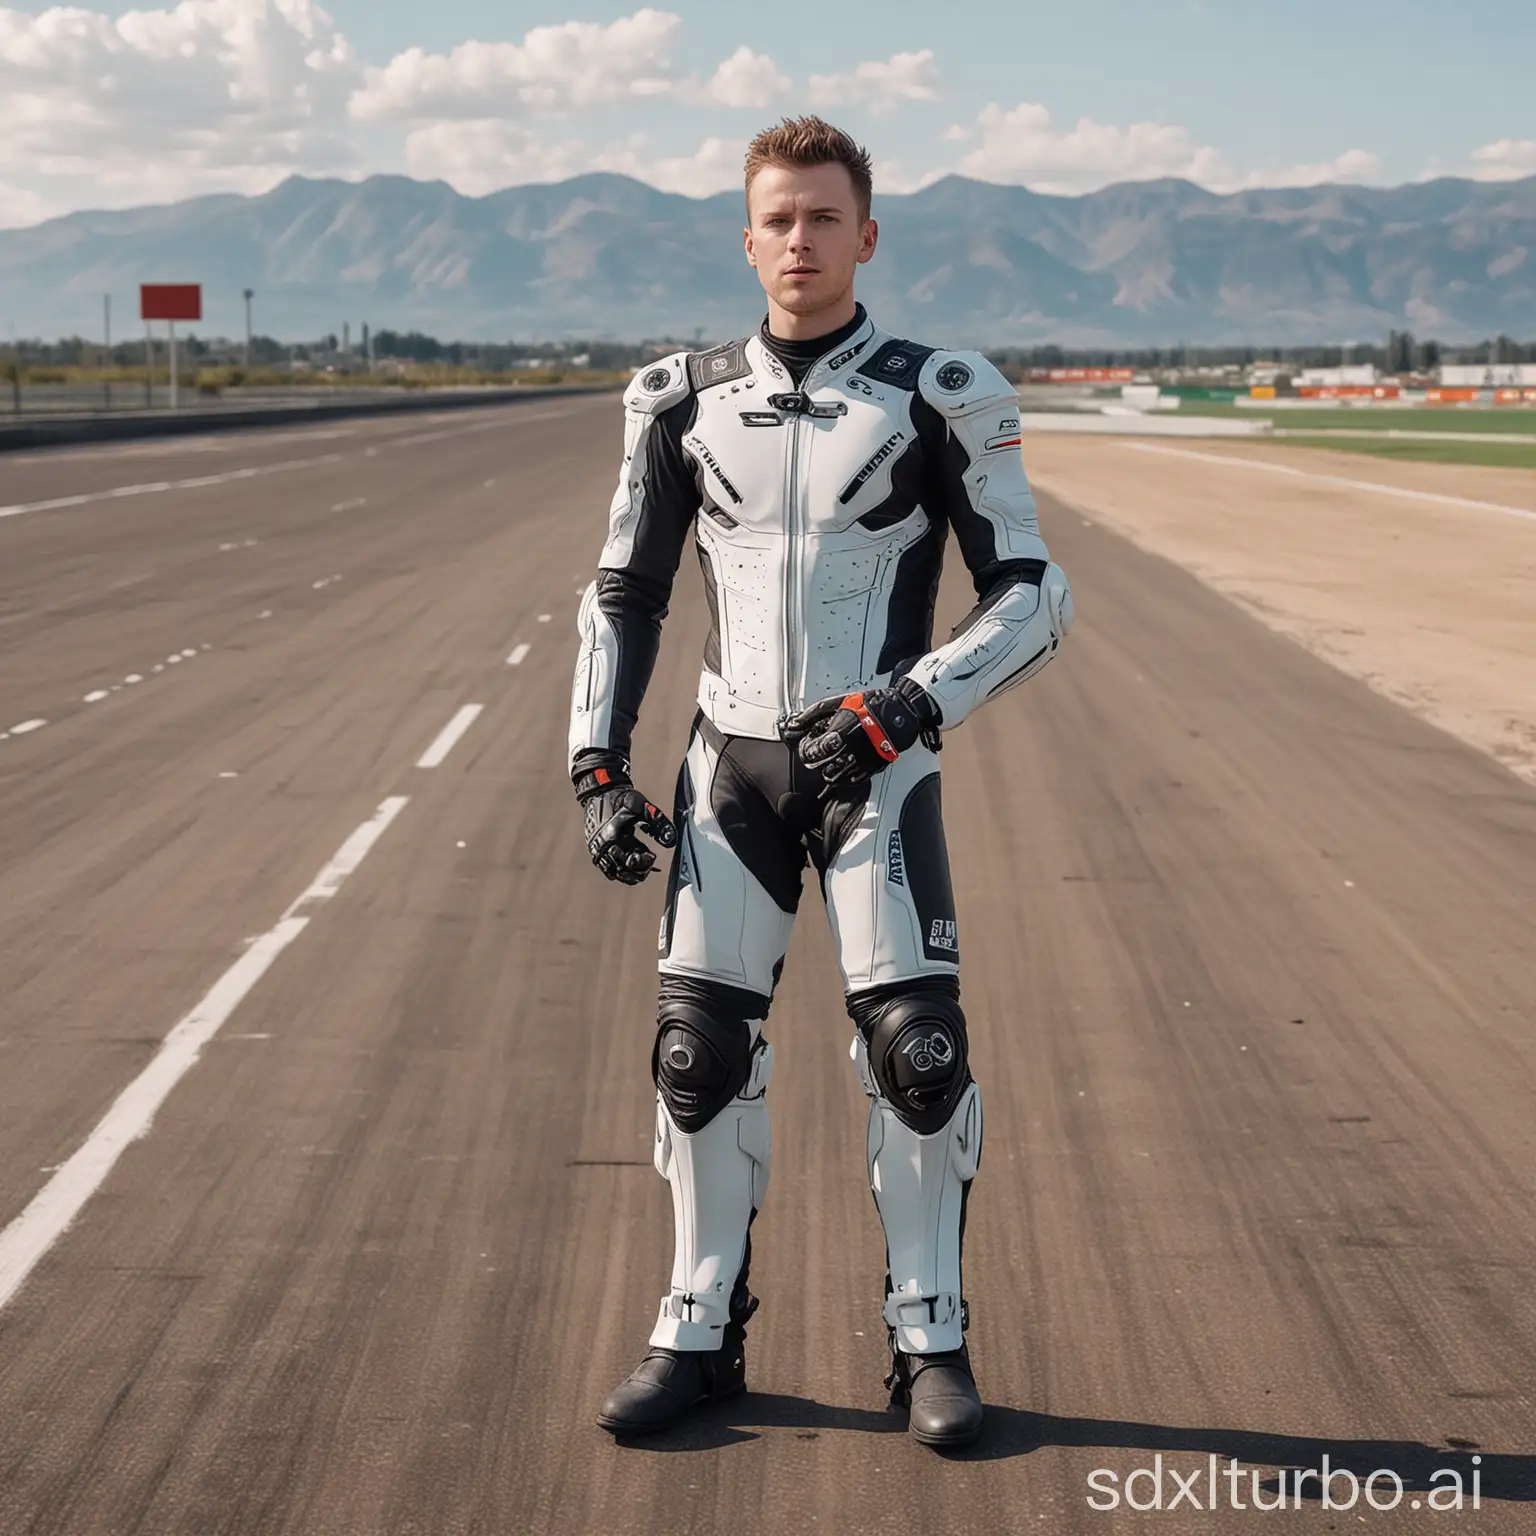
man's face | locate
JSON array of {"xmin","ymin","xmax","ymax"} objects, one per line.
[{"xmin": 744, "ymin": 161, "xmax": 877, "ymax": 318}]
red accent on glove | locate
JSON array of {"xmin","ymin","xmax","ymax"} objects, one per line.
[{"xmin": 841, "ymin": 692, "xmax": 899, "ymax": 763}]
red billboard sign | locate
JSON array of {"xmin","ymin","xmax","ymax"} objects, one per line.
[{"xmin": 140, "ymin": 284, "xmax": 202, "ymax": 322}]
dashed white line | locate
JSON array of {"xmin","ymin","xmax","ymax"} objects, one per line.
[
  {"xmin": 283, "ymin": 797, "xmax": 410, "ymax": 919},
  {"xmin": 83, "ymin": 691, "xmax": 110, "ymax": 704},
  {"xmin": 0, "ymin": 453, "xmax": 345, "ymax": 521},
  {"xmin": 385, "ymin": 409, "xmax": 570, "ymax": 451},
  {"xmin": 1, "ymin": 405, "xmax": 585, "ymax": 524},
  {"xmin": 331, "ymin": 498, "xmax": 368, "ymax": 513},
  {"xmin": 0, "ymin": 794, "xmax": 410, "ymax": 1313},
  {"xmin": 8, "ymin": 719, "xmax": 47, "ymax": 737},
  {"xmin": 1118, "ymin": 441, "xmax": 1536, "ymax": 524},
  {"xmin": 537, "ymin": 614, "xmax": 552, "ymax": 624},
  {"xmin": 507, "ymin": 643, "xmax": 532, "ymax": 667},
  {"xmin": 417, "ymin": 704, "xmax": 484, "ymax": 769}
]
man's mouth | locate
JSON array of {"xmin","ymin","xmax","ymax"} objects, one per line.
[{"xmin": 784, "ymin": 266, "xmax": 819, "ymax": 277}]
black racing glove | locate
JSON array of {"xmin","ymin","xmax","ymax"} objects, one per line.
[
  {"xmin": 781, "ymin": 678, "xmax": 941, "ymax": 789},
  {"xmin": 572, "ymin": 751, "xmax": 677, "ymax": 886}
]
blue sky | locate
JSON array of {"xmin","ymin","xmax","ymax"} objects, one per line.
[{"xmin": 0, "ymin": 0, "xmax": 1531, "ymax": 226}]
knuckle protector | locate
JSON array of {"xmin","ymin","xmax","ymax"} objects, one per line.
[{"xmin": 851, "ymin": 988, "xmax": 971, "ymax": 1135}]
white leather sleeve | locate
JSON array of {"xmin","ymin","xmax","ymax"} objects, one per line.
[
  {"xmin": 598, "ymin": 352, "xmax": 691, "ymax": 567},
  {"xmin": 568, "ymin": 353, "xmax": 694, "ymax": 768},
  {"xmin": 903, "ymin": 351, "xmax": 1073, "ymax": 729}
]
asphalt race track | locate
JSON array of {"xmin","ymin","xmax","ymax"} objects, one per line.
[{"xmin": 1, "ymin": 397, "xmax": 1534, "ymax": 1534}]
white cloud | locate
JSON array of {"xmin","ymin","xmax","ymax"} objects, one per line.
[
  {"xmin": 404, "ymin": 123, "xmax": 744, "ymax": 199},
  {"xmin": 950, "ymin": 101, "xmax": 1231, "ymax": 192},
  {"xmin": 946, "ymin": 103, "xmax": 1385, "ymax": 194},
  {"xmin": 1468, "ymin": 138, "xmax": 1536, "ymax": 181},
  {"xmin": 1237, "ymin": 149, "xmax": 1382, "ymax": 189},
  {"xmin": 0, "ymin": 179, "xmax": 60, "ymax": 229},
  {"xmin": 0, "ymin": 0, "xmax": 359, "ymax": 201},
  {"xmin": 702, "ymin": 46, "xmax": 789, "ymax": 110},
  {"xmin": 350, "ymin": 10, "xmax": 682, "ymax": 123},
  {"xmin": 808, "ymin": 50, "xmax": 940, "ymax": 115},
  {"xmin": 617, "ymin": 136, "xmax": 744, "ymax": 196}
]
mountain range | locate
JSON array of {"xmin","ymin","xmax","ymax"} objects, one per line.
[{"xmin": 2, "ymin": 171, "xmax": 1534, "ymax": 346}]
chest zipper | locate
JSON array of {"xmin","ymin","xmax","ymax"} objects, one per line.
[
  {"xmin": 783, "ymin": 409, "xmax": 802, "ymax": 715},
  {"xmin": 772, "ymin": 366, "xmax": 853, "ymax": 717}
]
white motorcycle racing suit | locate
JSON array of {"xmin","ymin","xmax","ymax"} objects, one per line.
[{"xmin": 569, "ymin": 306, "xmax": 1072, "ymax": 1366}]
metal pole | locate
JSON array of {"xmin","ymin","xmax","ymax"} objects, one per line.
[
  {"xmin": 169, "ymin": 320, "xmax": 178, "ymax": 410},
  {"xmin": 145, "ymin": 320, "xmax": 154, "ymax": 408},
  {"xmin": 244, "ymin": 288, "xmax": 254, "ymax": 371},
  {"xmin": 104, "ymin": 294, "xmax": 112, "ymax": 411}
]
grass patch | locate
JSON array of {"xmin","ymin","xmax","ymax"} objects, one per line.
[
  {"xmin": 1275, "ymin": 435, "xmax": 1536, "ymax": 469},
  {"xmin": 1177, "ymin": 402, "xmax": 1536, "ymax": 434}
]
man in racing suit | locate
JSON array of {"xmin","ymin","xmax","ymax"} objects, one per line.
[{"xmin": 569, "ymin": 117, "xmax": 1072, "ymax": 1448}]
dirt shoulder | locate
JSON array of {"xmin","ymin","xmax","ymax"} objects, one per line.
[{"xmin": 1023, "ymin": 434, "xmax": 1536, "ymax": 784}]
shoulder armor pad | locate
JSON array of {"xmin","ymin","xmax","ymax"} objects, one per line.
[
  {"xmin": 687, "ymin": 337, "xmax": 752, "ymax": 392},
  {"xmin": 855, "ymin": 337, "xmax": 935, "ymax": 392},
  {"xmin": 623, "ymin": 352, "xmax": 692, "ymax": 415},
  {"xmin": 918, "ymin": 350, "xmax": 1015, "ymax": 415}
]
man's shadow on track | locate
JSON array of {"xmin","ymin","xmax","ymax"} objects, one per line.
[{"xmin": 615, "ymin": 1395, "xmax": 1536, "ymax": 1499}]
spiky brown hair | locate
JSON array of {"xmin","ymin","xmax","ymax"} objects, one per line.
[{"xmin": 744, "ymin": 116, "xmax": 874, "ymax": 222}]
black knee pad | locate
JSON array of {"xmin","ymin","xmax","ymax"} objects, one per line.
[
  {"xmin": 848, "ymin": 981, "xmax": 971, "ymax": 1135},
  {"xmin": 653, "ymin": 976, "xmax": 768, "ymax": 1133}
]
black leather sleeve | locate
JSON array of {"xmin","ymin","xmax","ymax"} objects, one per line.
[{"xmin": 584, "ymin": 393, "xmax": 701, "ymax": 759}]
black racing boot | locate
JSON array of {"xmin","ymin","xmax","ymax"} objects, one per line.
[
  {"xmin": 597, "ymin": 1297, "xmax": 755, "ymax": 1436},
  {"xmin": 887, "ymin": 1343, "xmax": 984, "ymax": 1448}
]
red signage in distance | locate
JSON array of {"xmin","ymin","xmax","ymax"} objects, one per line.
[{"xmin": 140, "ymin": 284, "xmax": 203, "ymax": 323}]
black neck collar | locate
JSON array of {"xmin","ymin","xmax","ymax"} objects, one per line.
[{"xmin": 759, "ymin": 304, "xmax": 867, "ymax": 386}]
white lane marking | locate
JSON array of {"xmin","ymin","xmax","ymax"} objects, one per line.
[
  {"xmin": 537, "ymin": 614, "xmax": 552, "ymax": 623},
  {"xmin": 311, "ymin": 575, "xmax": 344, "ymax": 591},
  {"xmin": 385, "ymin": 408, "xmax": 572, "ymax": 451},
  {"xmin": 83, "ymin": 691, "xmax": 110, "ymax": 704},
  {"xmin": 0, "ymin": 454, "xmax": 345, "ymax": 522},
  {"xmin": 507, "ymin": 643, "xmax": 531, "ymax": 667},
  {"xmin": 8, "ymin": 428, "xmax": 360, "ymax": 468},
  {"xmin": 8, "ymin": 719, "xmax": 47, "ymax": 736},
  {"xmin": 0, "ymin": 795, "xmax": 409, "ymax": 1314},
  {"xmin": 417, "ymin": 704, "xmax": 484, "ymax": 769},
  {"xmin": 0, "ymin": 404, "xmax": 587, "ymax": 524},
  {"xmin": 331, "ymin": 498, "xmax": 367, "ymax": 513},
  {"xmin": 1118, "ymin": 441, "xmax": 1536, "ymax": 524},
  {"xmin": 283, "ymin": 797, "xmax": 409, "ymax": 920},
  {"xmin": 125, "ymin": 673, "xmax": 144, "ymax": 684}
]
